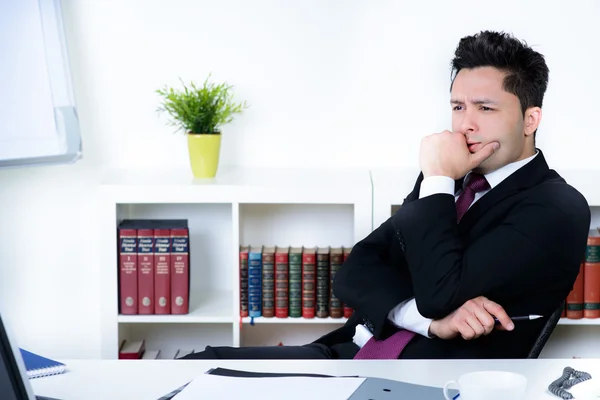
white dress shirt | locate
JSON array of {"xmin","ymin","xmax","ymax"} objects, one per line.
[{"xmin": 353, "ymin": 150, "xmax": 539, "ymax": 348}]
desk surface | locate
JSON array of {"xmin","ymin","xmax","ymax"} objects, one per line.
[{"xmin": 30, "ymin": 358, "xmax": 600, "ymax": 400}]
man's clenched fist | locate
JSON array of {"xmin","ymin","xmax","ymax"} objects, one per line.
[{"xmin": 420, "ymin": 130, "xmax": 500, "ymax": 180}]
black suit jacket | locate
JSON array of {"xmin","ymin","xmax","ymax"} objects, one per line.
[{"xmin": 316, "ymin": 149, "xmax": 590, "ymax": 359}]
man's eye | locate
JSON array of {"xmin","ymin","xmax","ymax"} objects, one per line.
[
  {"xmin": 481, "ymin": 106, "xmax": 493, "ymax": 111},
  {"xmin": 453, "ymin": 106, "xmax": 463, "ymax": 111}
]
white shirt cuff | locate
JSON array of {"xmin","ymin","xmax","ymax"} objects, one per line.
[
  {"xmin": 419, "ymin": 176, "xmax": 456, "ymax": 199},
  {"xmin": 352, "ymin": 324, "xmax": 374, "ymax": 349},
  {"xmin": 387, "ymin": 298, "xmax": 434, "ymax": 338}
]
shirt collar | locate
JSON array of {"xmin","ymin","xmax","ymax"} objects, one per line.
[{"xmin": 463, "ymin": 150, "xmax": 539, "ymax": 191}]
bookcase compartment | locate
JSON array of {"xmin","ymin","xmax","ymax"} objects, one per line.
[
  {"xmin": 240, "ymin": 322, "xmax": 344, "ymax": 347},
  {"xmin": 116, "ymin": 202, "xmax": 234, "ymax": 320},
  {"xmin": 118, "ymin": 323, "xmax": 232, "ymax": 359},
  {"xmin": 239, "ymin": 203, "xmax": 355, "ymax": 249}
]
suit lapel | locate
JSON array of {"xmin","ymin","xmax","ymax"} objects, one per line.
[{"xmin": 457, "ymin": 149, "xmax": 550, "ymax": 230}]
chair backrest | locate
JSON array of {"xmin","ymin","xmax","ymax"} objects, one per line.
[{"xmin": 527, "ymin": 301, "xmax": 564, "ymax": 359}]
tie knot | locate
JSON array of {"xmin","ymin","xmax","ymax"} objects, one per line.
[{"xmin": 465, "ymin": 172, "xmax": 490, "ymax": 193}]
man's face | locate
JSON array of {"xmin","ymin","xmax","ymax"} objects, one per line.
[{"xmin": 450, "ymin": 66, "xmax": 535, "ymax": 174}]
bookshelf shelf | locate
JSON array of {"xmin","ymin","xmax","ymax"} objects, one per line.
[
  {"xmin": 117, "ymin": 290, "xmax": 233, "ymax": 324},
  {"xmin": 558, "ymin": 318, "xmax": 600, "ymax": 326},
  {"xmin": 240, "ymin": 317, "xmax": 348, "ymax": 324}
]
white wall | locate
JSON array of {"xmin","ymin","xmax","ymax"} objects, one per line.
[{"xmin": 1, "ymin": 0, "xmax": 599, "ymax": 359}]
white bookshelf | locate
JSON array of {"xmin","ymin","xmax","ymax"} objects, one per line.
[
  {"xmin": 99, "ymin": 165, "xmax": 600, "ymax": 360},
  {"xmin": 370, "ymin": 167, "xmax": 600, "ymax": 358},
  {"xmin": 99, "ymin": 166, "xmax": 372, "ymax": 359}
]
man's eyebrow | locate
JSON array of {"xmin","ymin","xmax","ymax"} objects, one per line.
[{"xmin": 450, "ymin": 98, "xmax": 499, "ymax": 105}]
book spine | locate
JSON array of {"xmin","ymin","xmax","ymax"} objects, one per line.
[
  {"xmin": 328, "ymin": 248, "xmax": 343, "ymax": 318},
  {"xmin": 288, "ymin": 249, "xmax": 302, "ymax": 318},
  {"xmin": 275, "ymin": 247, "xmax": 289, "ymax": 318},
  {"xmin": 248, "ymin": 248, "xmax": 262, "ymax": 318},
  {"xmin": 170, "ymin": 227, "xmax": 189, "ymax": 314},
  {"xmin": 342, "ymin": 246, "xmax": 354, "ymax": 318},
  {"xmin": 584, "ymin": 234, "xmax": 600, "ymax": 318},
  {"xmin": 119, "ymin": 228, "xmax": 138, "ymax": 315},
  {"xmin": 566, "ymin": 262, "xmax": 584, "ymax": 319},
  {"xmin": 302, "ymin": 247, "xmax": 316, "ymax": 319},
  {"xmin": 316, "ymin": 248, "xmax": 330, "ymax": 318},
  {"xmin": 154, "ymin": 228, "xmax": 171, "ymax": 315},
  {"xmin": 118, "ymin": 340, "xmax": 146, "ymax": 360},
  {"xmin": 239, "ymin": 246, "xmax": 249, "ymax": 318},
  {"xmin": 137, "ymin": 228, "xmax": 154, "ymax": 314},
  {"xmin": 262, "ymin": 248, "xmax": 275, "ymax": 318}
]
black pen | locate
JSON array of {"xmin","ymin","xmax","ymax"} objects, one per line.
[{"xmin": 494, "ymin": 314, "xmax": 543, "ymax": 324}]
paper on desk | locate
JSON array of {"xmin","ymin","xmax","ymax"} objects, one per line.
[{"xmin": 172, "ymin": 374, "xmax": 365, "ymax": 400}]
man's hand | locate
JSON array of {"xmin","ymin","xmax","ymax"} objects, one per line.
[
  {"xmin": 419, "ymin": 130, "xmax": 500, "ymax": 180},
  {"xmin": 428, "ymin": 296, "xmax": 514, "ymax": 340}
]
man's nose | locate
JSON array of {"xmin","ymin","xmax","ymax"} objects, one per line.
[{"xmin": 460, "ymin": 112, "xmax": 477, "ymax": 134}]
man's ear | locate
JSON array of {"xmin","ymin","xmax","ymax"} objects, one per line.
[{"xmin": 524, "ymin": 107, "xmax": 542, "ymax": 137}]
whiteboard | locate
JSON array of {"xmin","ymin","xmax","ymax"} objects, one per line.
[{"xmin": 0, "ymin": 0, "xmax": 81, "ymax": 168}]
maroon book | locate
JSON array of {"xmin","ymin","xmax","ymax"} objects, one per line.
[
  {"xmin": 118, "ymin": 340, "xmax": 145, "ymax": 359},
  {"xmin": 275, "ymin": 246, "xmax": 289, "ymax": 318},
  {"xmin": 137, "ymin": 228, "xmax": 154, "ymax": 314},
  {"xmin": 170, "ymin": 227, "xmax": 189, "ymax": 314},
  {"xmin": 302, "ymin": 247, "xmax": 316, "ymax": 318},
  {"xmin": 119, "ymin": 228, "xmax": 138, "ymax": 315},
  {"xmin": 154, "ymin": 228, "xmax": 171, "ymax": 314},
  {"xmin": 342, "ymin": 246, "xmax": 354, "ymax": 318}
]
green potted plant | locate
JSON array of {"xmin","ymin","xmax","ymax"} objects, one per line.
[{"xmin": 156, "ymin": 75, "xmax": 248, "ymax": 178}]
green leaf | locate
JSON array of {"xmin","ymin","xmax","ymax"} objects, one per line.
[{"xmin": 156, "ymin": 74, "xmax": 248, "ymax": 134}]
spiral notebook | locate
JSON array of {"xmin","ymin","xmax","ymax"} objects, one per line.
[{"xmin": 19, "ymin": 348, "xmax": 66, "ymax": 379}]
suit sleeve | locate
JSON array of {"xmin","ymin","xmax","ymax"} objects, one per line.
[
  {"xmin": 332, "ymin": 216, "xmax": 415, "ymax": 339},
  {"xmin": 332, "ymin": 174, "xmax": 424, "ymax": 339},
  {"xmin": 392, "ymin": 191, "xmax": 591, "ymax": 319}
]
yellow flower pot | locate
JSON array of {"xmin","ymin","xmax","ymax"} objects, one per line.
[{"xmin": 187, "ymin": 133, "xmax": 221, "ymax": 178}]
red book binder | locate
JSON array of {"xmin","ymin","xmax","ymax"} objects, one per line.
[
  {"xmin": 275, "ymin": 246, "xmax": 289, "ymax": 318},
  {"xmin": 119, "ymin": 228, "xmax": 138, "ymax": 315},
  {"xmin": 154, "ymin": 228, "xmax": 171, "ymax": 315},
  {"xmin": 302, "ymin": 247, "xmax": 316, "ymax": 319},
  {"xmin": 171, "ymin": 227, "xmax": 190, "ymax": 314},
  {"xmin": 137, "ymin": 228, "xmax": 155, "ymax": 314}
]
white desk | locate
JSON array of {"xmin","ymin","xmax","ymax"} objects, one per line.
[{"xmin": 30, "ymin": 358, "xmax": 600, "ymax": 400}]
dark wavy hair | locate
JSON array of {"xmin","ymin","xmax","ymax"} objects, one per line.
[{"xmin": 450, "ymin": 31, "xmax": 549, "ymax": 134}]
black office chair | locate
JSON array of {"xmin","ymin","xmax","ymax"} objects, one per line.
[{"xmin": 527, "ymin": 301, "xmax": 564, "ymax": 359}]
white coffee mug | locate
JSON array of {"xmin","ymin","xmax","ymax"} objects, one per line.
[{"xmin": 443, "ymin": 370, "xmax": 528, "ymax": 400}]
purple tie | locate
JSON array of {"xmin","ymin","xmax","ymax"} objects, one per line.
[
  {"xmin": 353, "ymin": 329, "xmax": 416, "ymax": 359},
  {"xmin": 455, "ymin": 173, "xmax": 490, "ymax": 222}
]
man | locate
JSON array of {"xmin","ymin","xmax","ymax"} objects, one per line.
[{"xmin": 183, "ymin": 30, "xmax": 590, "ymax": 360}]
